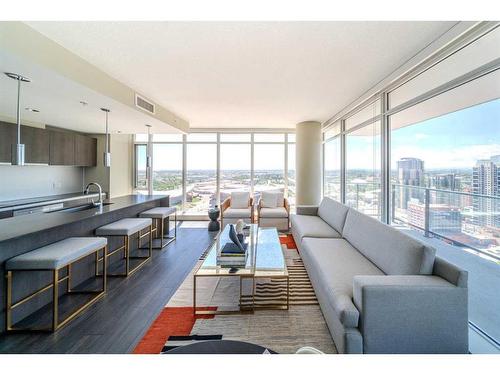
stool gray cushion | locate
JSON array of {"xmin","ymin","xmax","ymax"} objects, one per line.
[
  {"xmin": 96, "ymin": 218, "xmax": 152, "ymax": 236},
  {"xmin": 139, "ymin": 206, "xmax": 176, "ymax": 219},
  {"xmin": 6, "ymin": 237, "xmax": 107, "ymax": 270}
]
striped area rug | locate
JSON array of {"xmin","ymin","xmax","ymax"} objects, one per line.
[{"xmin": 240, "ymin": 249, "xmax": 318, "ymax": 308}]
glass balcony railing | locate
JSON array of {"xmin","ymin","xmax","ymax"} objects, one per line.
[
  {"xmin": 392, "ymin": 184, "xmax": 500, "ymax": 262},
  {"xmin": 345, "ymin": 181, "xmax": 382, "ymax": 219}
]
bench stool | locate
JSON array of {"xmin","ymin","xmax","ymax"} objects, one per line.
[
  {"xmin": 139, "ymin": 207, "xmax": 177, "ymax": 249},
  {"xmin": 5, "ymin": 237, "xmax": 107, "ymax": 332},
  {"xmin": 95, "ymin": 218, "xmax": 153, "ymax": 277}
]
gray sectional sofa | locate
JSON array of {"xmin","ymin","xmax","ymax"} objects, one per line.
[{"xmin": 291, "ymin": 197, "xmax": 469, "ymax": 354}]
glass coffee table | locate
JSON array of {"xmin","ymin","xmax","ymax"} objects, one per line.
[{"xmin": 193, "ymin": 224, "xmax": 289, "ymax": 315}]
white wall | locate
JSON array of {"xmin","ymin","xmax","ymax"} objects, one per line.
[
  {"xmin": 83, "ymin": 133, "xmax": 133, "ymax": 198},
  {"xmin": 0, "ymin": 165, "xmax": 84, "ymax": 201},
  {"xmin": 109, "ymin": 134, "xmax": 133, "ymax": 198}
]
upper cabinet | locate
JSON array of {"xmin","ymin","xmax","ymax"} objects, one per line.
[
  {"xmin": 49, "ymin": 130, "xmax": 75, "ymax": 165},
  {"xmin": 0, "ymin": 121, "xmax": 15, "ymax": 163},
  {"xmin": 22, "ymin": 126, "xmax": 50, "ymax": 164},
  {"xmin": 0, "ymin": 122, "xmax": 97, "ymax": 167},
  {"xmin": 74, "ymin": 134, "xmax": 97, "ymax": 167}
]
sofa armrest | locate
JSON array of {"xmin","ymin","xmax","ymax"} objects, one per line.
[
  {"xmin": 352, "ymin": 275, "xmax": 468, "ymax": 354},
  {"xmin": 221, "ymin": 198, "xmax": 231, "ymax": 215},
  {"xmin": 433, "ymin": 257, "xmax": 468, "ymax": 287},
  {"xmin": 296, "ymin": 205, "xmax": 318, "ymax": 216},
  {"xmin": 284, "ymin": 198, "xmax": 290, "ymax": 216}
]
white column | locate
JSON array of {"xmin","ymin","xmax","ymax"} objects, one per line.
[{"xmin": 296, "ymin": 121, "xmax": 322, "ymax": 206}]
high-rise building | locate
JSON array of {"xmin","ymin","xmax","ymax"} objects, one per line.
[
  {"xmin": 472, "ymin": 156, "xmax": 500, "ymax": 227},
  {"xmin": 432, "ymin": 173, "xmax": 457, "ymax": 190},
  {"xmin": 397, "ymin": 158, "xmax": 424, "ymax": 209},
  {"xmin": 432, "ymin": 173, "xmax": 459, "ymax": 205}
]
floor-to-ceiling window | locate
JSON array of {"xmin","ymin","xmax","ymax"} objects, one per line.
[
  {"xmin": 134, "ymin": 144, "xmax": 148, "ymax": 191},
  {"xmin": 254, "ymin": 133, "xmax": 285, "ymax": 203},
  {"xmin": 135, "ymin": 131, "xmax": 295, "ymax": 213},
  {"xmin": 389, "ymin": 70, "xmax": 500, "ymax": 348},
  {"xmin": 345, "ymin": 111, "xmax": 382, "ymax": 219},
  {"xmin": 185, "ymin": 133, "xmax": 217, "ymax": 215},
  {"xmin": 323, "ymin": 123, "xmax": 341, "ymax": 201},
  {"xmin": 220, "ymin": 134, "xmax": 252, "ymax": 202},
  {"xmin": 320, "ymin": 25, "xmax": 500, "ymax": 351},
  {"xmin": 152, "ymin": 135, "xmax": 183, "ymax": 209}
]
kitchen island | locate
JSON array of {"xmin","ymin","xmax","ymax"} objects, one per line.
[{"xmin": 0, "ymin": 194, "xmax": 170, "ymax": 333}]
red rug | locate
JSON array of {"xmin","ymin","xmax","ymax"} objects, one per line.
[
  {"xmin": 280, "ymin": 234, "xmax": 297, "ymax": 250},
  {"xmin": 133, "ymin": 307, "xmax": 216, "ymax": 354}
]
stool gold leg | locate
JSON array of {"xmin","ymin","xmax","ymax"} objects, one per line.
[
  {"xmin": 53, "ymin": 269, "xmax": 59, "ymax": 331},
  {"xmin": 95, "ymin": 249, "xmax": 99, "ymax": 275},
  {"xmin": 102, "ymin": 246, "xmax": 107, "ymax": 291},
  {"xmin": 125, "ymin": 235, "xmax": 130, "ymax": 276},
  {"xmin": 67, "ymin": 264, "xmax": 72, "ymax": 292},
  {"xmin": 160, "ymin": 218, "xmax": 164, "ymax": 248},
  {"xmin": 6, "ymin": 271, "xmax": 12, "ymax": 331},
  {"xmin": 149, "ymin": 225, "xmax": 153, "ymax": 258}
]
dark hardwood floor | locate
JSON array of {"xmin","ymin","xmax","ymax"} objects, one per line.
[{"xmin": 0, "ymin": 221, "xmax": 216, "ymax": 354}]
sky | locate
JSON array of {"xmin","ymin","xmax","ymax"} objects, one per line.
[
  {"xmin": 140, "ymin": 142, "xmax": 292, "ymax": 171},
  {"xmin": 139, "ymin": 98, "xmax": 499, "ymax": 172},
  {"xmin": 346, "ymin": 98, "xmax": 500, "ymax": 170}
]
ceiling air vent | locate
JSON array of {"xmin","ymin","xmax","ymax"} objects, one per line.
[{"xmin": 135, "ymin": 93, "xmax": 155, "ymax": 114}]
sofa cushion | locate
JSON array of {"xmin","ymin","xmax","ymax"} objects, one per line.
[
  {"xmin": 223, "ymin": 207, "xmax": 251, "ymax": 218},
  {"xmin": 317, "ymin": 197, "xmax": 349, "ymax": 233},
  {"xmin": 260, "ymin": 207, "xmax": 288, "ymax": 218},
  {"xmin": 290, "ymin": 214, "xmax": 341, "ymax": 241},
  {"xmin": 342, "ymin": 208, "xmax": 436, "ymax": 275},
  {"xmin": 231, "ymin": 192, "xmax": 250, "ymax": 209},
  {"xmin": 301, "ymin": 238, "xmax": 383, "ymax": 328}
]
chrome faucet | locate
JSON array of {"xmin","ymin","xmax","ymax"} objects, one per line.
[{"xmin": 84, "ymin": 182, "xmax": 103, "ymax": 207}]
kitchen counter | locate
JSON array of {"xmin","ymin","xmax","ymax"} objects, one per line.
[
  {"xmin": 0, "ymin": 194, "xmax": 168, "ymax": 243},
  {"xmin": 0, "ymin": 194, "xmax": 170, "ymax": 333},
  {"xmin": 0, "ymin": 192, "xmax": 105, "ymax": 213}
]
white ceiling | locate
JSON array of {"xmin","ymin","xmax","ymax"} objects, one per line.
[
  {"xmin": 0, "ymin": 48, "xmax": 181, "ymax": 134},
  {"xmin": 25, "ymin": 21, "xmax": 456, "ymax": 129}
]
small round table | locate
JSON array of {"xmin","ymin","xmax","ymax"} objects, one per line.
[
  {"xmin": 208, "ymin": 208, "xmax": 220, "ymax": 231},
  {"xmin": 164, "ymin": 339, "xmax": 276, "ymax": 354}
]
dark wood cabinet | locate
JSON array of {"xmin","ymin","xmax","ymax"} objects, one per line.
[
  {"xmin": 1, "ymin": 122, "xmax": 96, "ymax": 167},
  {"xmin": 0, "ymin": 121, "xmax": 15, "ymax": 163},
  {"xmin": 21, "ymin": 126, "xmax": 50, "ymax": 164},
  {"xmin": 74, "ymin": 134, "xmax": 97, "ymax": 167},
  {"xmin": 49, "ymin": 131, "xmax": 75, "ymax": 166}
]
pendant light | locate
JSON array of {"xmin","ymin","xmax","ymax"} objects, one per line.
[
  {"xmin": 4, "ymin": 72, "xmax": 31, "ymax": 166},
  {"xmin": 101, "ymin": 108, "xmax": 111, "ymax": 167}
]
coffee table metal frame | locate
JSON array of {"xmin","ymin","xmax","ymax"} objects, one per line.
[{"xmin": 193, "ymin": 224, "xmax": 289, "ymax": 316}]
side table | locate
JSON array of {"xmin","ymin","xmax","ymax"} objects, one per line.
[{"xmin": 208, "ymin": 208, "xmax": 220, "ymax": 231}]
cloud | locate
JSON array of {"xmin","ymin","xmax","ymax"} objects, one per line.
[
  {"xmin": 391, "ymin": 144, "xmax": 500, "ymax": 169},
  {"xmin": 414, "ymin": 133, "xmax": 429, "ymax": 141}
]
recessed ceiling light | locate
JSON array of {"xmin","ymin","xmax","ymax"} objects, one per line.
[
  {"xmin": 25, "ymin": 107, "xmax": 40, "ymax": 113},
  {"xmin": 80, "ymin": 101, "xmax": 88, "ymax": 106}
]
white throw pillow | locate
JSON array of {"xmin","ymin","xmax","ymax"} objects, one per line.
[
  {"xmin": 231, "ymin": 191, "xmax": 250, "ymax": 209},
  {"xmin": 261, "ymin": 191, "xmax": 284, "ymax": 208}
]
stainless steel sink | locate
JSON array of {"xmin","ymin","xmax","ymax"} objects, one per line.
[{"xmin": 46, "ymin": 202, "xmax": 113, "ymax": 213}]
